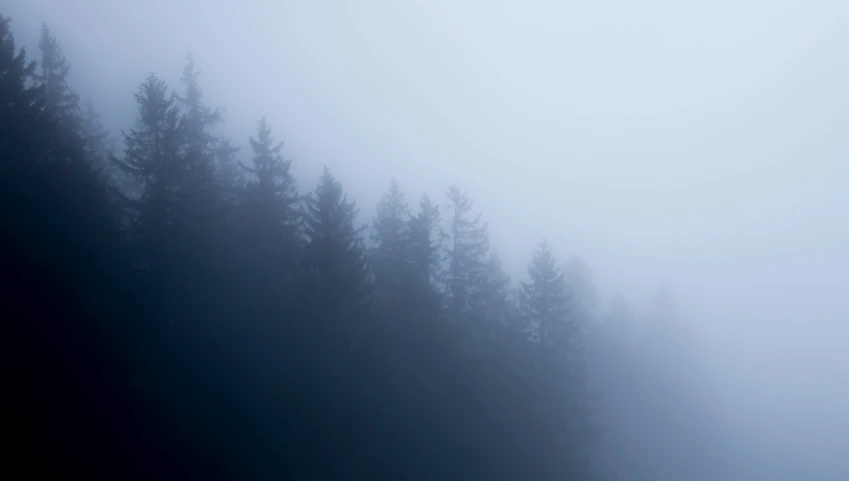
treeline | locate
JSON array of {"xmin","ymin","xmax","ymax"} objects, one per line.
[{"xmin": 1, "ymin": 16, "xmax": 712, "ymax": 481}]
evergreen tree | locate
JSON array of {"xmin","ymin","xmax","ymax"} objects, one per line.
[
  {"xmin": 443, "ymin": 185, "xmax": 489, "ymax": 320},
  {"xmin": 36, "ymin": 24, "xmax": 80, "ymax": 132},
  {"xmin": 520, "ymin": 240, "xmax": 572, "ymax": 347},
  {"xmin": 370, "ymin": 179, "xmax": 412, "ymax": 316},
  {"xmin": 115, "ymin": 74, "xmax": 183, "ymax": 258},
  {"xmin": 407, "ymin": 193, "xmax": 442, "ymax": 319},
  {"xmin": 303, "ymin": 167, "xmax": 371, "ymax": 322},
  {"xmin": 239, "ymin": 117, "xmax": 302, "ymax": 291},
  {"xmin": 244, "ymin": 117, "xmax": 300, "ymax": 235},
  {"xmin": 519, "ymin": 241, "xmax": 598, "ymax": 480},
  {"xmin": 174, "ymin": 54, "xmax": 221, "ymax": 235}
]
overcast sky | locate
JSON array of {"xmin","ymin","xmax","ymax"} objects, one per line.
[{"xmin": 7, "ymin": 1, "xmax": 849, "ymax": 479}]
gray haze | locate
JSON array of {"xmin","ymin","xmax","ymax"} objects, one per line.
[{"xmin": 8, "ymin": 1, "xmax": 849, "ymax": 479}]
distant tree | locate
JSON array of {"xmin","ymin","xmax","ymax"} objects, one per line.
[
  {"xmin": 443, "ymin": 186, "xmax": 489, "ymax": 320},
  {"xmin": 174, "ymin": 54, "xmax": 221, "ymax": 237},
  {"xmin": 370, "ymin": 179, "xmax": 412, "ymax": 317},
  {"xmin": 114, "ymin": 74, "xmax": 183, "ymax": 259},
  {"xmin": 36, "ymin": 24, "xmax": 80, "ymax": 132},
  {"xmin": 245, "ymin": 118, "xmax": 300, "ymax": 238},
  {"xmin": 520, "ymin": 240, "xmax": 572, "ymax": 347},
  {"xmin": 303, "ymin": 167, "xmax": 371, "ymax": 322},
  {"xmin": 407, "ymin": 193, "xmax": 442, "ymax": 319},
  {"xmin": 239, "ymin": 117, "xmax": 302, "ymax": 290}
]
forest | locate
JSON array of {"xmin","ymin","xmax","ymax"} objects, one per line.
[{"xmin": 2, "ymin": 13, "xmax": 720, "ymax": 481}]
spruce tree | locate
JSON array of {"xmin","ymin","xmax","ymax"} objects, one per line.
[
  {"xmin": 407, "ymin": 193, "xmax": 442, "ymax": 320},
  {"xmin": 520, "ymin": 240, "xmax": 571, "ymax": 346},
  {"xmin": 443, "ymin": 186, "xmax": 489, "ymax": 320},
  {"xmin": 174, "ymin": 54, "xmax": 221, "ymax": 235},
  {"xmin": 114, "ymin": 74, "xmax": 183, "ymax": 266},
  {"xmin": 520, "ymin": 241, "xmax": 598, "ymax": 480},
  {"xmin": 303, "ymin": 167, "xmax": 371, "ymax": 322},
  {"xmin": 240, "ymin": 117, "xmax": 301, "ymax": 289},
  {"xmin": 36, "ymin": 25, "xmax": 80, "ymax": 123},
  {"xmin": 244, "ymin": 117, "xmax": 299, "ymax": 236},
  {"xmin": 370, "ymin": 179, "xmax": 412, "ymax": 317}
]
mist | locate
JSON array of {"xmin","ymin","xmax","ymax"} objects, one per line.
[{"xmin": 4, "ymin": 1, "xmax": 849, "ymax": 480}]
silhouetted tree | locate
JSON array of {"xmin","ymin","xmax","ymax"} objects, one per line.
[
  {"xmin": 443, "ymin": 186, "xmax": 489, "ymax": 319},
  {"xmin": 36, "ymin": 24, "xmax": 80, "ymax": 132},
  {"xmin": 520, "ymin": 240, "xmax": 572, "ymax": 346},
  {"xmin": 407, "ymin": 193, "xmax": 443, "ymax": 320},
  {"xmin": 371, "ymin": 179, "xmax": 414, "ymax": 318},
  {"xmin": 303, "ymin": 167, "xmax": 371, "ymax": 322},
  {"xmin": 114, "ymin": 74, "xmax": 183, "ymax": 266}
]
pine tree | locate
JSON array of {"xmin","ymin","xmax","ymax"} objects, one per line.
[
  {"xmin": 175, "ymin": 54, "xmax": 221, "ymax": 233},
  {"xmin": 520, "ymin": 240, "xmax": 571, "ymax": 347},
  {"xmin": 519, "ymin": 241, "xmax": 598, "ymax": 480},
  {"xmin": 114, "ymin": 74, "xmax": 183, "ymax": 262},
  {"xmin": 244, "ymin": 117, "xmax": 299, "ymax": 235},
  {"xmin": 303, "ymin": 167, "xmax": 371, "ymax": 322},
  {"xmin": 407, "ymin": 193, "xmax": 442, "ymax": 319},
  {"xmin": 240, "ymin": 117, "xmax": 301, "ymax": 287},
  {"xmin": 36, "ymin": 24, "xmax": 80, "ymax": 133},
  {"xmin": 370, "ymin": 179, "xmax": 412, "ymax": 316},
  {"xmin": 443, "ymin": 186, "xmax": 489, "ymax": 320}
]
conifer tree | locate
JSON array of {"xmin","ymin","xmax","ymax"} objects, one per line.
[
  {"xmin": 174, "ymin": 54, "xmax": 220, "ymax": 233},
  {"xmin": 303, "ymin": 167, "xmax": 371, "ymax": 322},
  {"xmin": 244, "ymin": 117, "xmax": 300, "ymax": 234},
  {"xmin": 114, "ymin": 74, "xmax": 183, "ymax": 263},
  {"xmin": 520, "ymin": 240, "xmax": 571, "ymax": 346},
  {"xmin": 371, "ymin": 179, "xmax": 412, "ymax": 316},
  {"xmin": 407, "ymin": 193, "xmax": 442, "ymax": 319},
  {"xmin": 36, "ymin": 24, "xmax": 80, "ymax": 132},
  {"xmin": 520, "ymin": 241, "xmax": 598, "ymax": 480},
  {"xmin": 240, "ymin": 117, "xmax": 302, "ymax": 289},
  {"xmin": 443, "ymin": 186, "xmax": 489, "ymax": 320}
]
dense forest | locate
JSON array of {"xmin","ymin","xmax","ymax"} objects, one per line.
[{"xmin": 1, "ymin": 15, "xmax": 716, "ymax": 481}]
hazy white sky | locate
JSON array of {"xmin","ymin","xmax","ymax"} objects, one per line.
[{"xmin": 7, "ymin": 1, "xmax": 849, "ymax": 478}]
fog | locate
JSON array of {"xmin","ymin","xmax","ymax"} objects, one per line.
[{"xmin": 7, "ymin": 1, "xmax": 849, "ymax": 479}]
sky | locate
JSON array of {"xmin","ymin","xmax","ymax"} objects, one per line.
[{"xmin": 6, "ymin": 1, "xmax": 849, "ymax": 479}]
